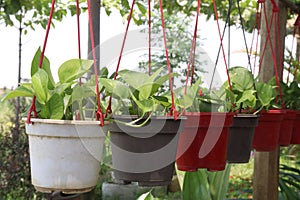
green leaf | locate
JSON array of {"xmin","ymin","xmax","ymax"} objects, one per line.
[
  {"xmin": 229, "ymin": 66, "xmax": 254, "ymax": 92},
  {"xmin": 137, "ymin": 191, "xmax": 154, "ymax": 200},
  {"xmin": 182, "ymin": 170, "xmax": 211, "ymax": 200},
  {"xmin": 256, "ymin": 81, "xmax": 275, "ymax": 108},
  {"xmin": 54, "ymin": 82, "xmax": 74, "ymax": 95},
  {"xmin": 208, "ymin": 164, "xmax": 231, "ymax": 200},
  {"xmin": 118, "ymin": 69, "xmax": 149, "ymax": 89},
  {"xmin": 31, "ymin": 48, "xmax": 55, "ymax": 89},
  {"xmin": 72, "ymin": 85, "xmax": 95, "ymax": 103},
  {"xmin": 100, "ymin": 78, "xmax": 130, "ymax": 99},
  {"xmin": 177, "ymin": 78, "xmax": 202, "ymax": 109},
  {"xmin": 136, "ymin": 2, "xmax": 147, "ymax": 15},
  {"xmin": 236, "ymin": 90, "xmax": 256, "ymax": 108},
  {"xmin": 32, "ymin": 68, "xmax": 50, "ymax": 105},
  {"xmin": 40, "ymin": 93, "xmax": 64, "ymax": 119},
  {"xmin": 1, "ymin": 83, "xmax": 34, "ymax": 101},
  {"xmin": 58, "ymin": 59, "xmax": 94, "ymax": 83}
]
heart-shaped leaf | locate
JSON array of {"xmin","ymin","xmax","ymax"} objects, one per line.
[{"xmin": 32, "ymin": 68, "xmax": 50, "ymax": 105}]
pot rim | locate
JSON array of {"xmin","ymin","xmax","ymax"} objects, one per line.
[{"xmin": 22, "ymin": 118, "xmax": 110, "ymax": 125}]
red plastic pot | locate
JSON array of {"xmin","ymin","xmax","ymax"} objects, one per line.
[
  {"xmin": 279, "ymin": 110, "xmax": 296, "ymax": 146},
  {"xmin": 176, "ymin": 112, "xmax": 234, "ymax": 172},
  {"xmin": 252, "ymin": 110, "xmax": 285, "ymax": 152},
  {"xmin": 291, "ymin": 111, "xmax": 300, "ymax": 144}
]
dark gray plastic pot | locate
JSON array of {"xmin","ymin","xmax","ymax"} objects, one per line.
[
  {"xmin": 108, "ymin": 116, "xmax": 185, "ymax": 186},
  {"xmin": 227, "ymin": 114, "xmax": 259, "ymax": 163}
]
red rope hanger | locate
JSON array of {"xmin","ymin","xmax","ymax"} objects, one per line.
[
  {"xmin": 184, "ymin": 0, "xmax": 201, "ymax": 95},
  {"xmin": 106, "ymin": 0, "xmax": 179, "ymax": 120},
  {"xmin": 159, "ymin": 0, "xmax": 179, "ymax": 119},
  {"xmin": 212, "ymin": 0, "xmax": 233, "ymax": 92},
  {"xmin": 87, "ymin": 0, "xmax": 105, "ymax": 126},
  {"xmin": 256, "ymin": 0, "xmax": 284, "ymax": 108},
  {"xmin": 287, "ymin": 14, "xmax": 300, "ymax": 83},
  {"xmin": 287, "ymin": 15, "xmax": 300, "ymax": 83},
  {"xmin": 27, "ymin": 0, "xmax": 56, "ymax": 124},
  {"xmin": 105, "ymin": 0, "xmax": 136, "ymax": 116},
  {"xmin": 250, "ymin": 0, "xmax": 263, "ymax": 75}
]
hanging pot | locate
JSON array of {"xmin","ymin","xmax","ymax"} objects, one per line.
[
  {"xmin": 24, "ymin": 118, "xmax": 107, "ymax": 194},
  {"xmin": 108, "ymin": 115, "xmax": 185, "ymax": 186},
  {"xmin": 176, "ymin": 112, "xmax": 234, "ymax": 172},
  {"xmin": 291, "ymin": 111, "xmax": 300, "ymax": 144},
  {"xmin": 279, "ymin": 110, "xmax": 296, "ymax": 146},
  {"xmin": 252, "ymin": 110, "xmax": 285, "ymax": 152},
  {"xmin": 226, "ymin": 114, "xmax": 259, "ymax": 163}
]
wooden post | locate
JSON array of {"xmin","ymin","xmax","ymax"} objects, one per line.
[{"xmin": 253, "ymin": 0, "xmax": 287, "ymax": 199}]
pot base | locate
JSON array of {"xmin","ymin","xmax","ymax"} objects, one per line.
[{"xmin": 34, "ymin": 186, "xmax": 94, "ymax": 194}]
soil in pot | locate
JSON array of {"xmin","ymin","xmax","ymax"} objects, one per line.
[
  {"xmin": 176, "ymin": 112, "xmax": 234, "ymax": 172},
  {"xmin": 252, "ymin": 110, "xmax": 285, "ymax": 152},
  {"xmin": 227, "ymin": 114, "xmax": 258, "ymax": 163},
  {"xmin": 109, "ymin": 116, "xmax": 185, "ymax": 186}
]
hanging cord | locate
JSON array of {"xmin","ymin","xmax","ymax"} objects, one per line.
[
  {"xmin": 190, "ymin": 0, "xmax": 201, "ymax": 87},
  {"xmin": 228, "ymin": 0, "xmax": 231, "ymax": 70},
  {"xmin": 287, "ymin": 15, "xmax": 300, "ymax": 83},
  {"xmin": 237, "ymin": 0, "xmax": 253, "ymax": 72},
  {"xmin": 27, "ymin": 0, "xmax": 56, "ymax": 124},
  {"xmin": 87, "ymin": 0, "xmax": 104, "ymax": 126},
  {"xmin": 258, "ymin": 0, "xmax": 284, "ymax": 108},
  {"xmin": 148, "ymin": 0, "xmax": 151, "ymax": 75},
  {"xmin": 159, "ymin": 0, "xmax": 179, "ymax": 119},
  {"xmin": 209, "ymin": 0, "xmax": 232, "ymax": 91},
  {"xmin": 184, "ymin": 0, "xmax": 201, "ymax": 94},
  {"xmin": 76, "ymin": 0, "xmax": 82, "ymax": 120},
  {"xmin": 293, "ymin": 15, "xmax": 300, "ymax": 80},
  {"xmin": 250, "ymin": 0, "xmax": 263, "ymax": 75},
  {"xmin": 105, "ymin": 0, "xmax": 136, "ymax": 116},
  {"xmin": 212, "ymin": 0, "xmax": 232, "ymax": 92}
]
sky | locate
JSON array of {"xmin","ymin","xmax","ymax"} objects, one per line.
[{"xmin": 0, "ymin": 8, "xmax": 288, "ymax": 89}]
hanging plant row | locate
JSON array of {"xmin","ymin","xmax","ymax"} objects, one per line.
[{"xmin": 2, "ymin": 0, "xmax": 300, "ymax": 196}]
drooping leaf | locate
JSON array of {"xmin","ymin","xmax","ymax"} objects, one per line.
[
  {"xmin": 1, "ymin": 83, "xmax": 34, "ymax": 101},
  {"xmin": 32, "ymin": 68, "xmax": 50, "ymax": 105},
  {"xmin": 58, "ymin": 59, "xmax": 94, "ymax": 83}
]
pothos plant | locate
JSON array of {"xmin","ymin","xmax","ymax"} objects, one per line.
[
  {"xmin": 2, "ymin": 48, "xmax": 103, "ymax": 120},
  {"xmin": 267, "ymin": 77, "xmax": 300, "ymax": 110},
  {"xmin": 99, "ymin": 67, "xmax": 179, "ymax": 127},
  {"xmin": 223, "ymin": 66, "xmax": 277, "ymax": 114}
]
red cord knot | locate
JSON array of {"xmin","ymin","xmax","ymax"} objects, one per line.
[
  {"xmin": 270, "ymin": 0, "xmax": 279, "ymax": 12},
  {"xmin": 26, "ymin": 96, "xmax": 37, "ymax": 124},
  {"xmin": 96, "ymin": 110, "xmax": 105, "ymax": 127},
  {"xmin": 257, "ymin": 0, "xmax": 265, "ymax": 3},
  {"xmin": 169, "ymin": 107, "xmax": 179, "ymax": 121}
]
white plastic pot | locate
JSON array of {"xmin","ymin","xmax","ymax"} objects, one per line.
[{"xmin": 25, "ymin": 118, "xmax": 107, "ymax": 194}]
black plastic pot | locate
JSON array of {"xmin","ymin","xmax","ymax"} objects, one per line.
[
  {"xmin": 227, "ymin": 114, "xmax": 259, "ymax": 163},
  {"xmin": 108, "ymin": 116, "xmax": 185, "ymax": 186}
]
